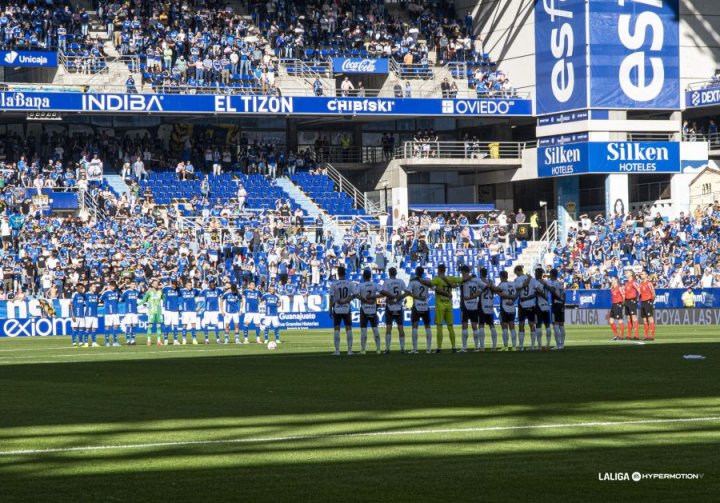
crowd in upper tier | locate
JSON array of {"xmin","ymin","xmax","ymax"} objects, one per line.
[{"xmin": 89, "ymin": 0, "xmax": 512, "ymax": 95}]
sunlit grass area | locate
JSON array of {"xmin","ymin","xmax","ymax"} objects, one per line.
[{"xmin": 1, "ymin": 327, "xmax": 718, "ymax": 502}]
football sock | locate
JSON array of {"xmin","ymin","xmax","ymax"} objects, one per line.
[
  {"xmin": 518, "ymin": 330, "xmax": 525, "ymax": 348},
  {"xmin": 611, "ymin": 323, "xmax": 618, "ymax": 336},
  {"xmin": 191, "ymin": 328, "xmax": 196, "ymax": 340},
  {"xmin": 90, "ymin": 332, "xmax": 96, "ymax": 344},
  {"xmin": 373, "ymin": 327, "xmax": 381, "ymax": 351},
  {"xmin": 346, "ymin": 329, "xmax": 353, "ymax": 352},
  {"xmin": 436, "ymin": 325, "xmax": 444, "ymax": 349},
  {"xmin": 626, "ymin": 321, "xmax": 633, "ymax": 339},
  {"xmin": 474, "ymin": 328, "xmax": 481, "ymax": 349},
  {"xmin": 447, "ymin": 326, "xmax": 456, "ymax": 349},
  {"xmin": 399, "ymin": 335, "xmax": 405, "ymax": 352},
  {"xmin": 243, "ymin": 328, "xmax": 249, "ymax": 339},
  {"xmin": 112, "ymin": 329, "xmax": 118, "ymax": 344},
  {"xmin": 560, "ymin": 326, "xmax": 566, "ymax": 346},
  {"xmin": 333, "ymin": 329, "xmax": 340, "ymax": 352},
  {"xmin": 510, "ymin": 328, "xmax": 517, "ymax": 348},
  {"xmin": 385, "ymin": 332, "xmax": 391, "ymax": 351},
  {"xmin": 490, "ymin": 327, "xmax": 497, "ymax": 349},
  {"xmin": 545, "ymin": 327, "xmax": 552, "ymax": 346},
  {"xmin": 617, "ymin": 322, "xmax": 624, "ymax": 339},
  {"xmin": 71, "ymin": 330, "xmax": 76, "ymax": 344},
  {"xmin": 502, "ymin": 327, "xmax": 509, "ymax": 347},
  {"xmin": 643, "ymin": 322, "xmax": 649, "ymax": 338},
  {"xmin": 411, "ymin": 328, "xmax": 418, "ymax": 352},
  {"xmin": 425, "ymin": 327, "xmax": 433, "ymax": 351},
  {"xmin": 274, "ymin": 328, "xmax": 279, "ymax": 341},
  {"xmin": 461, "ymin": 328, "xmax": 468, "ymax": 350},
  {"xmin": 650, "ymin": 321, "xmax": 655, "ymax": 339},
  {"xmin": 634, "ymin": 322, "xmax": 639, "ymax": 339},
  {"xmin": 264, "ymin": 329, "xmax": 269, "ymax": 342},
  {"xmin": 360, "ymin": 328, "xmax": 368, "ymax": 351}
]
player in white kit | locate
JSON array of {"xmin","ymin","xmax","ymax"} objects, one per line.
[
  {"xmin": 459, "ymin": 265, "xmax": 483, "ymax": 352},
  {"xmin": 513, "ymin": 265, "xmax": 537, "ymax": 351},
  {"xmin": 356, "ymin": 269, "xmax": 382, "ymax": 354},
  {"xmin": 477, "ymin": 267, "xmax": 500, "ymax": 351},
  {"xmin": 533, "ymin": 268, "xmax": 553, "ymax": 349},
  {"xmin": 497, "ymin": 271, "xmax": 518, "ymax": 351},
  {"xmin": 380, "ymin": 267, "xmax": 408, "ymax": 354},
  {"xmin": 329, "ymin": 266, "xmax": 357, "ymax": 355},
  {"xmin": 407, "ymin": 266, "xmax": 433, "ymax": 354}
]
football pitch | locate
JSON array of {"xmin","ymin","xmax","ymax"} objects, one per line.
[{"xmin": 1, "ymin": 326, "xmax": 718, "ymax": 502}]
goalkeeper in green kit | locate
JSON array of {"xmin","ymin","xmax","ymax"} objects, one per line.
[{"xmin": 142, "ymin": 279, "xmax": 164, "ymax": 346}]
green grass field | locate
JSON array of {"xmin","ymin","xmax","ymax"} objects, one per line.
[{"xmin": 1, "ymin": 326, "xmax": 718, "ymax": 502}]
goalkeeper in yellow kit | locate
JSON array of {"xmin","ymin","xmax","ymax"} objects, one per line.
[{"xmin": 416, "ymin": 263, "xmax": 462, "ymax": 353}]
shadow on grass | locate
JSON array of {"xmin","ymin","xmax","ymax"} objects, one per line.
[{"xmin": 1, "ymin": 441, "xmax": 716, "ymax": 503}]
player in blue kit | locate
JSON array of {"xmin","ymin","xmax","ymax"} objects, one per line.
[
  {"xmin": 85, "ymin": 284, "xmax": 100, "ymax": 347},
  {"xmin": 100, "ymin": 282, "xmax": 121, "ymax": 346},
  {"xmin": 242, "ymin": 282, "xmax": 263, "ymax": 343},
  {"xmin": 261, "ymin": 284, "xmax": 282, "ymax": 344},
  {"xmin": 121, "ymin": 282, "xmax": 141, "ymax": 345},
  {"xmin": 70, "ymin": 283, "xmax": 86, "ymax": 347},
  {"xmin": 200, "ymin": 279, "xmax": 223, "ymax": 344},
  {"xmin": 162, "ymin": 280, "xmax": 181, "ymax": 345},
  {"xmin": 221, "ymin": 284, "xmax": 243, "ymax": 344},
  {"xmin": 180, "ymin": 282, "xmax": 200, "ymax": 345}
]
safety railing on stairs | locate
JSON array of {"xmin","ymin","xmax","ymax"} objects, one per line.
[
  {"xmin": 325, "ymin": 163, "xmax": 381, "ymax": 215},
  {"xmin": 535, "ymin": 220, "xmax": 558, "ymax": 268}
]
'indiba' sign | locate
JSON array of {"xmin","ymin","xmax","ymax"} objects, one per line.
[
  {"xmin": 538, "ymin": 141, "xmax": 680, "ymax": 177},
  {"xmin": 535, "ymin": 0, "xmax": 680, "ymax": 114}
]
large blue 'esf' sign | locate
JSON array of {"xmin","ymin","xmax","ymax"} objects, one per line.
[
  {"xmin": 589, "ymin": 0, "xmax": 680, "ymax": 110},
  {"xmin": 534, "ymin": 0, "xmax": 588, "ymax": 115},
  {"xmin": 535, "ymin": 0, "xmax": 680, "ymax": 114},
  {"xmin": 538, "ymin": 141, "xmax": 681, "ymax": 177}
]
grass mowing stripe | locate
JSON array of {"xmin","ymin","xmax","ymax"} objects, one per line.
[{"xmin": 3, "ymin": 415, "xmax": 719, "ymax": 457}]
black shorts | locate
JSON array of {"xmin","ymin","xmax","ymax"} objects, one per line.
[
  {"xmin": 386, "ymin": 310, "xmax": 404, "ymax": 326},
  {"xmin": 500, "ymin": 310, "xmax": 515, "ymax": 324},
  {"xmin": 518, "ymin": 306, "xmax": 537, "ymax": 324},
  {"xmin": 461, "ymin": 308, "xmax": 479, "ymax": 324},
  {"xmin": 551, "ymin": 304, "xmax": 565, "ymax": 323},
  {"xmin": 610, "ymin": 303, "xmax": 624, "ymax": 320},
  {"xmin": 536, "ymin": 309, "xmax": 551, "ymax": 326},
  {"xmin": 410, "ymin": 307, "xmax": 431, "ymax": 325},
  {"xmin": 624, "ymin": 300, "xmax": 638, "ymax": 316},
  {"xmin": 479, "ymin": 311, "xmax": 494, "ymax": 326},
  {"xmin": 640, "ymin": 301, "xmax": 655, "ymax": 319},
  {"xmin": 360, "ymin": 311, "xmax": 379, "ymax": 328},
  {"xmin": 333, "ymin": 312, "xmax": 352, "ymax": 327}
]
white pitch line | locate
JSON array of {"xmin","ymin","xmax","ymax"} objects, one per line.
[{"xmin": 1, "ymin": 416, "xmax": 718, "ymax": 457}]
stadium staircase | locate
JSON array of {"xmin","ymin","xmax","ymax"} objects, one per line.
[
  {"xmin": 274, "ymin": 177, "xmax": 324, "ymax": 220},
  {"xmin": 504, "ymin": 221, "xmax": 559, "ymax": 275},
  {"xmin": 105, "ymin": 174, "xmax": 129, "ymax": 196}
]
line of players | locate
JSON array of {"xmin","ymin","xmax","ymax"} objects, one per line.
[
  {"xmin": 608, "ymin": 271, "xmax": 657, "ymax": 341},
  {"xmin": 68, "ymin": 279, "xmax": 283, "ymax": 347},
  {"xmin": 329, "ymin": 264, "xmax": 567, "ymax": 355}
]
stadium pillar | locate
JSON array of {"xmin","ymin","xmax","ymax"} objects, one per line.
[
  {"xmin": 287, "ymin": 120, "xmax": 298, "ymax": 151},
  {"xmin": 605, "ymin": 174, "xmax": 629, "ymax": 217},
  {"xmin": 670, "ymin": 173, "xmax": 694, "ymax": 217},
  {"xmin": 555, "ymin": 176, "xmax": 579, "ymax": 242}
]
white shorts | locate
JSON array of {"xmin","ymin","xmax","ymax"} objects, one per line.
[
  {"xmin": 163, "ymin": 310, "xmax": 180, "ymax": 326},
  {"xmin": 244, "ymin": 312, "xmax": 263, "ymax": 326},
  {"xmin": 71, "ymin": 317, "xmax": 86, "ymax": 329},
  {"xmin": 224, "ymin": 313, "xmax": 240, "ymax": 326},
  {"xmin": 124, "ymin": 313, "xmax": 139, "ymax": 325},
  {"xmin": 261, "ymin": 315, "xmax": 280, "ymax": 329},
  {"xmin": 105, "ymin": 314, "xmax": 120, "ymax": 326},
  {"xmin": 202, "ymin": 311, "xmax": 221, "ymax": 327},
  {"xmin": 182, "ymin": 311, "xmax": 199, "ymax": 327},
  {"xmin": 84, "ymin": 316, "xmax": 98, "ymax": 330}
]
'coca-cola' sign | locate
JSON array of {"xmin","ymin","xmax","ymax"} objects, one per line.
[{"xmin": 332, "ymin": 57, "xmax": 389, "ymax": 74}]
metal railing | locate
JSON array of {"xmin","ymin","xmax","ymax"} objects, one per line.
[
  {"xmin": 626, "ymin": 132, "xmax": 679, "ymax": 142},
  {"xmin": 297, "ymin": 145, "xmax": 385, "ymax": 164},
  {"xmin": 1, "ymin": 80, "xmax": 531, "ymax": 100},
  {"xmin": 446, "ymin": 61, "xmax": 468, "ymax": 80},
  {"xmin": 686, "ymin": 79, "xmax": 720, "ymax": 91},
  {"xmin": 279, "ymin": 58, "xmax": 331, "ymax": 79},
  {"xmin": 325, "ymin": 162, "xmax": 381, "ymax": 215},
  {"xmin": 395, "ymin": 141, "xmax": 534, "ymax": 160},
  {"xmin": 58, "ymin": 52, "xmax": 109, "ymax": 75},
  {"xmin": 536, "ymin": 220, "xmax": 558, "ymax": 269}
]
